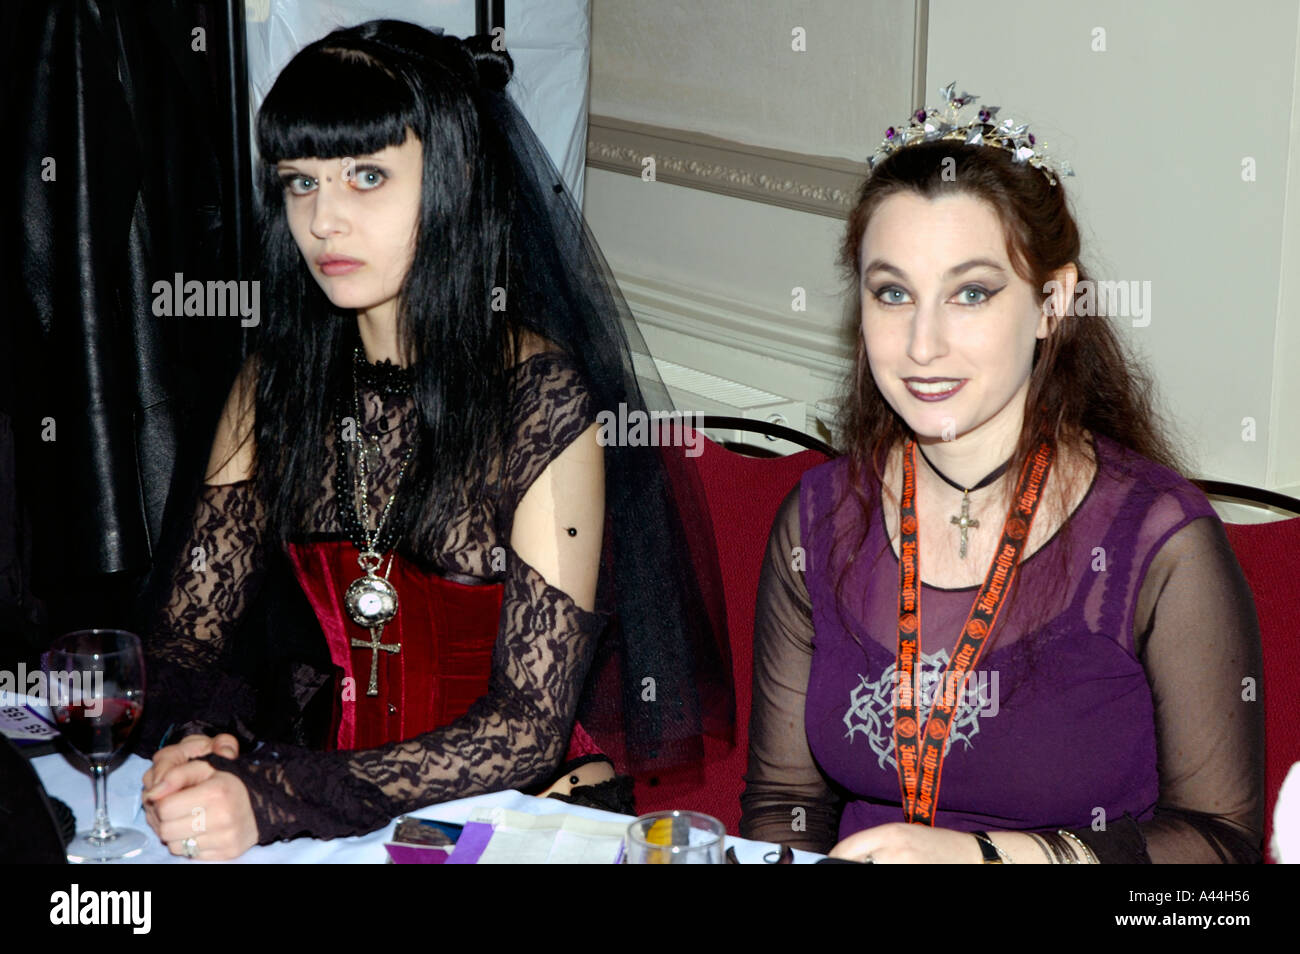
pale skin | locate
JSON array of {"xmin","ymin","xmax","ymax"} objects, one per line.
[
  {"xmin": 827, "ymin": 191, "xmax": 1093, "ymax": 863},
  {"xmin": 143, "ymin": 129, "xmax": 609, "ymax": 860}
]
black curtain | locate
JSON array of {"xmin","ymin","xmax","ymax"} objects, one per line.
[{"xmin": 1, "ymin": 0, "xmax": 254, "ymax": 669}]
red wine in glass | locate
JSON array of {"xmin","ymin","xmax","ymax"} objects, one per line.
[
  {"xmin": 43, "ymin": 629, "xmax": 147, "ymax": 862},
  {"xmin": 53, "ymin": 698, "xmax": 143, "ymax": 760}
]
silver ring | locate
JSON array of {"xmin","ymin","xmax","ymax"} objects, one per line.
[{"xmin": 182, "ymin": 837, "xmax": 198, "ymax": 859}]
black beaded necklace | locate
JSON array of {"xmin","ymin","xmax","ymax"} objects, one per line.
[
  {"xmin": 333, "ymin": 345, "xmax": 417, "ymax": 557},
  {"xmin": 352, "ymin": 350, "xmax": 415, "ymax": 398}
]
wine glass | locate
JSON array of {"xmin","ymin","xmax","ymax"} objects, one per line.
[{"xmin": 43, "ymin": 629, "xmax": 147, "ymax": 862}]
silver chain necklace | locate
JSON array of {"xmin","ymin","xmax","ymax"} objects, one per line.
[{"xmin": 342, "ymin": 348, "xmax": 418, "ymax": 695}]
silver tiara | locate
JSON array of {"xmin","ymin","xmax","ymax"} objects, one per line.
[{"xmin": 868, "ymin": 82, "xmax": 1075, "ymax": 187}]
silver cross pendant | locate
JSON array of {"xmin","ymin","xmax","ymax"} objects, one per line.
[{"xmin": 950, "ymin": 491, "xmax": 979, "ymax": 559}]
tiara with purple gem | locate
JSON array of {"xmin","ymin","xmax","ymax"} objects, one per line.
[{"xmin": 868, "ymin": 82, "xmax": 1075, "ymax": 187}]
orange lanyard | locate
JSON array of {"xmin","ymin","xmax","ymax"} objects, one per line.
[{"xmin": 894, "ymin": 437, "xmax": 1054, "ymax": 825}]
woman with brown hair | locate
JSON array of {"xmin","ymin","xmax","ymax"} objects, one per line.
[{"xmin": 740, "ymin": 86, "xmax": 1263, "ymax": 863}]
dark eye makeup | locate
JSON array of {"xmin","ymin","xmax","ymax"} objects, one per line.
[{"xmin": 868, "ymin": 282, "xmax": 1007, "ymax": 307}]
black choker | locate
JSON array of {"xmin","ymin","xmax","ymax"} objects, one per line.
[
  {"xmin": 915, "ymin": 443, "xmax": 1011, "ymax": 493},
  {"xmin": 353, "ymin": 346, "xmax": 414, "ymax": 397}
]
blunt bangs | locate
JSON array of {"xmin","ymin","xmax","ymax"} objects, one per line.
[{"xmin": 255, "ymin": 46, "xmax": 421, "ymax": 163}]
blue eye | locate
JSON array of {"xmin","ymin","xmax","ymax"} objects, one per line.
[
  {"xmin": 349, "ymin": 165, "xmax": 387, "ymax": 190},
  {"xmin": 873, "ymin": 285, "xmax": 911, "ymax": 306},
  {"xmin": 277, "ymin": 164, "xmax": 387, "ymax": 195},
  {"xmin": 957, "ymin": 285, "xmax": 991, "ymax": 305},
  {"xmin": 279, "ymin": 174, "xmax": 315, "ymax": 195},
  {"xmin": 869, "ymin": 283, "xmax": 1001, "ymax": 308}
]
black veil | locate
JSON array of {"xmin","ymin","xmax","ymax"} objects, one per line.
[
  {"xmin": 471, "ymin": 48, "xmax": 734, "ymax": 772},
  {"xmin": 134, "ymin": 25, "xmax": 734, "ymax": 779}
]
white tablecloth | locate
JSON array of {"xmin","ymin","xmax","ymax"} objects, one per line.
[{"xmin": 32, "ymin": 752, "xmax": 824, "ymax": 864}]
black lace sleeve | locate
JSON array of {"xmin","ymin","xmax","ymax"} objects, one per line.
[
  {"xmin": 199, "ymin": 349, "xmax": 609, "ymax": 843},
  {"xmin": 496, "ymin": 350, "xmax": 596, "ymax": 535},
  {"xmin": 739, "ymin": 485, "xmax": 842, "ymax": 852},
  {"xmin": 1065, "ymin": 515, "xmax": 1265, "ymax": 863},
  {"xmin": 138, "ymin": 480, "xmax": 269, "ymax": 753},
  {"xmin": 204, "ymin": 549, "xmax": 607, "ymax": 842}
]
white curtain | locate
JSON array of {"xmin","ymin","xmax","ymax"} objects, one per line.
[{"xmin": 245, "ymin": 0, "xmax": 590, "ymax": 205}]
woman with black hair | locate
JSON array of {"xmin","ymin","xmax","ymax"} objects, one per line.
[{"xmin": 136, "ymin": 20, "xmax": 728, "ymax": 860}]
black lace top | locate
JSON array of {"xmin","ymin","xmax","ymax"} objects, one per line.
[{"xmin": 141, "ymin": 348, "xmax": 608, "ymax": 844}]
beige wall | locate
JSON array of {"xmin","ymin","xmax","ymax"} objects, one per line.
[
  {"xmin": 585, "ymin": 0, "xmax": 1300, "ymax": 495},
  {"xmin": 927, "ymin": 0, "xmax": 1300, "ymax": 493},
  {"xmin": 591, "ymin": 0, "xmax": 914, "ymax": 159}
]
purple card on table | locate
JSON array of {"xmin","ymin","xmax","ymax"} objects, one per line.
[
  {"xmin": 444, "ymin": 821, "xmax": 495, "ymax": 864},
  {"xmin": 384, "ymin": 843, "xmax": 453, "ymax": 864}
]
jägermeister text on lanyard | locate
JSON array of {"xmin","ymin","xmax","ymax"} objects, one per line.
[{"xmin": 894, "ymin": 436, "xmax": 1054, "ymax": 825}]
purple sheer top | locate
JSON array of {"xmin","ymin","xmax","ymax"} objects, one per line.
[{"xmin": 740, "ymin": 433, "xmax": 1264, "ymax": 863}]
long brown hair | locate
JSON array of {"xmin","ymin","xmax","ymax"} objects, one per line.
[{"xmin": 828, "ymin": 139, "xmax": 1187, "ymax": 660}]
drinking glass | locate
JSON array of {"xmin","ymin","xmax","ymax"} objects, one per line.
[
  {"xmin": 43, "ymin": 629, "xmax": 147, "ymax": 862},
  {"xmin": 625, "ymin": 810, "xmax": 725, "ymax": 864}
]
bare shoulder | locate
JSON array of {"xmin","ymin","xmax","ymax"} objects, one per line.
[
  {"xmin": 510, "ymin": 421, "xmax": 604, "ymax": 611},
  {"xmin": 205, "ymin": 354, "xmax": 260, "ymax": 485}
]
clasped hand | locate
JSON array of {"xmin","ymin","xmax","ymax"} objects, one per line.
[{"xmin": 142, "ymin": 734, "xmax": 259, "ymax": 860}]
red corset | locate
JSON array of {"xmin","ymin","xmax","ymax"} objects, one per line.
[
  {"xmin": 284, "ymin": 540, "xmax": 603, "ymax": 764},
  {"xmin": 284, "ymin": 540, "xmax": 502, "ymax": 750}
]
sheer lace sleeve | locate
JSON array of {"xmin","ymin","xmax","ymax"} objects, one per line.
[
  {"xmin": 1067, "ymin": 515, "xmax": 1265, "ymax": 863},
  {"xmin": 740, "ymin": 485, "xmax": 842, "ymax": 852},
  {"xmin": 138, "ymin": 480, "xmax": 269, "ymax": 753},
  {"xmin": 204, "ymin": 548, "xmax": 607, "ymax": 843},
  {"xmin": 496, "ymin": 350, "xmax": 596, "ymax": 534},
  {"xmin": 199, "ymin": 350, "xmax": 609, "ymax": 843}
]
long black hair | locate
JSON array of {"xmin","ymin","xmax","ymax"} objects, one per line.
[
  {"xmin": 234, "ymin": 19, "xmax": 731, "ymax": 771},
  {"xmin": 249, "ymin": 23, "xmax": 528, "ymax": 555}
]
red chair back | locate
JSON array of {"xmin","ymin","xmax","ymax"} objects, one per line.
[
  {"xmin": 634, "ymin": 433, "xmax": 829, "ymax": 831},
  {"xmin": 1223, "ymin": 517, "xmax": 1300, "ymax": 862}
]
